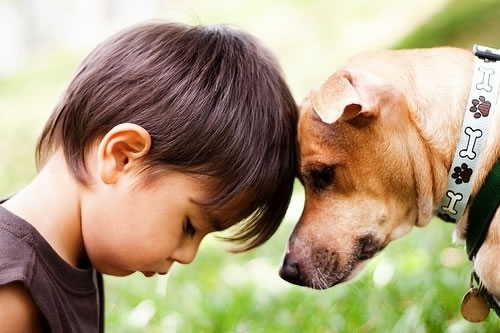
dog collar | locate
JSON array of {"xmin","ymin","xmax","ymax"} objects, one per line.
[
  {"xmin": 437, "ymin": 45, "xmax": 500, "ymax": 223},
  {"xmin": 436, "ymin": 45, "xmax": 500, "ymax": 320}
]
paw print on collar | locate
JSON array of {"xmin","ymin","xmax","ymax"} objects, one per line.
[
  {"xmin": 470, "ymin": 96, "xmax": 491, "ymax": 119},
  {"xmin": 451, "ymin": 163, "xmax": 473, "ymax": 184}
]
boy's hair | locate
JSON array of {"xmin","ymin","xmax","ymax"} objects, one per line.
[{"xmin": 36, "ymin": 22, "xmax": 297, "ymax": 252}]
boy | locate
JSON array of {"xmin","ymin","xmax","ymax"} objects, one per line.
[{"xmin": 0, "ymin": 22, "xmax": 297, "ymax": 332}]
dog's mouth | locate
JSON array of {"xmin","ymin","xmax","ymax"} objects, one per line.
[
  {"xmin": 306, "ymin": 257, "xmax": 355, "ymax": 290},
  {"xmin": 280, "ymin": 235, "xmax": 386, "ymax": 289}
]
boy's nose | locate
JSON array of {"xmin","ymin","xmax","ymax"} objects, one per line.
[{"xmin": 171, "ymin": 240, "xmax": 200, "ymax": 264}]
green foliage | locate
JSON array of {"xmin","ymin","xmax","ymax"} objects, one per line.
[
  {"xmin": 0, "ymin": 52, "xmax": 81, "ymax": 196},
  {"xmin": 394, "ymin": 0, "xmax": 500, "ymax": 49}
]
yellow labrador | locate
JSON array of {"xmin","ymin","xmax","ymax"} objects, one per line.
[{"xmin": 280, "ymin": 47, "xmax": 500, "ymax": 302}]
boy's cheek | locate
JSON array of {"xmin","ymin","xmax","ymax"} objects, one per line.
[
  {"xmin": 80, "ymin": 220, "xmax": 130, "ymax": 275},
  {"xmin": 83, "ymin": 242, "xmax": 135, "ymax": 276}
]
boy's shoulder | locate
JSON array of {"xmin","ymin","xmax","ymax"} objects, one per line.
[
  {"xmin": 0, "ymin": 281, "xmax": 48, "ymax": 331},
  {"xmin": 0, "ymin": 205, "xmax": 48, "ymax": 329},
  {"xmin": 0, "ymin": 204, "xmax": 103, "ymax": 332},
  {"xmin": 0, "ymin": 205, "xmax": 37, "ymax": 285}
]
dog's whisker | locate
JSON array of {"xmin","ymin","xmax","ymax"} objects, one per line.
[
  {"xmin": 314, "ymin": 268, "xmax": 320, "ymax": 289},
  {"xmin": 315, "ymin": 270, "xmax": 322, "ymax": 289},
  {"xmin": 321, "ymin": 270, "xmax": 329, "ymax": 289},
  {"xmin": 316, "ymin": 267, "xmax": 328, "ymax": 289},
  {"xmin": 317, "ymin": 269, "xmax": 325, "ymax": 289}
]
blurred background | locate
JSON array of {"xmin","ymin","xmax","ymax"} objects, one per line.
[{"xmin": 1, "ymin": 0, "xmax": 500, "ymax": 331}]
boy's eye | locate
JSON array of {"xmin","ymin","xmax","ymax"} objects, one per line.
[{"xmin": 183, "ymin": 218, "xmax": 196, "ymax": 237}]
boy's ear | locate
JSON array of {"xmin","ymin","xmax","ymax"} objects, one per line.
[{"xmin": 97, "ymin": 123, "xmax": 151, "ymax": 184}]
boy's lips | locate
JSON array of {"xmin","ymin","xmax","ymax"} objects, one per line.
[{"xmin": 141, "ymin": 271, "xmax": 168, "ymax": 277}]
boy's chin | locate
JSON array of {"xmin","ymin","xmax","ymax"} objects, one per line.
[{"xmin": 95, "ymin": 265, "xmax": 134, "ymax": 277}]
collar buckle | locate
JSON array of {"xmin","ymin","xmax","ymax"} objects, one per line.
[{"xmin": 473, "ymin": 44, "xmax": 500, "ymax": 61}]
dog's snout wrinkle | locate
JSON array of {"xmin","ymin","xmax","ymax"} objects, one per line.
[{"xmin": 357, "ymin": 235, "xmax": 382, "ymax": 260}]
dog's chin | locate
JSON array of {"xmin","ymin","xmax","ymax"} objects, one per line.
[{"xmin": 305, "ymin": 258, "xmax": 371, "ymax": 290}]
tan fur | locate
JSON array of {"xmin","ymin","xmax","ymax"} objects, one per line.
[{"xmin": 286, "ymin": 47, "xmax": 500, "ymax": 296}]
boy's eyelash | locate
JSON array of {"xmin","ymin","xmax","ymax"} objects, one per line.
[{"xmin": 183, "ymin": 218, "xmax": 196, "ymax": 237}]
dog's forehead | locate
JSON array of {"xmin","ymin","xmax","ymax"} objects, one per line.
[{"xmin": 298, "ymin": 107, "xmax": 351, "ymax": 165}]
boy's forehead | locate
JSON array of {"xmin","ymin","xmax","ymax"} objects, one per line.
[
  {"xmin": 182, "ymin": 172, "xmax": 254, "ymax": 230},
  {"xmin": 199, "ymin": 208, "xmax": 225, "ymax": 231},
  {"xmin": 199, "ymin": 200, "xmax": 249, "ymax": 231},
  {"xmin": 194, "ymin": 192, "xmax": 251, "ymax": 232}
]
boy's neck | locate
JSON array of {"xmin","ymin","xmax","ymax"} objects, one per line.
[{"xmin": 2, "ymin": 150, "xmax": 87, "ymax": 268}]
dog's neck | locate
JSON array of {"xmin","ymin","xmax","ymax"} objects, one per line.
[{"xmin": 405, "ymin": 48, "xmax": 500, "ymax": 235}]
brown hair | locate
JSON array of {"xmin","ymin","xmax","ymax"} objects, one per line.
[{"xmin": 36, "ymin": 22, "xmax": 297, "ymax": 252}]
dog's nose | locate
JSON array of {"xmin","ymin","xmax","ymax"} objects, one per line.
[{"xmin": 279, "ymin": 253, "xmax": 305, "ymax": 286}]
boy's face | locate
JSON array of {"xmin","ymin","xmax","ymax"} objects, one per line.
[{"xmin": 80, "ymin": 170, "xmax": 226, "ymax": 277}]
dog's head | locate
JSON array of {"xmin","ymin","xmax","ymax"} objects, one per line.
[{"xmin": 280, "ymin": 67, "xmax": 431, "ymax": 289}]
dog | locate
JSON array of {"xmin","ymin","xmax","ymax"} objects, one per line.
[{"xmin": 279, "ymin": 47, "xmax": 500, "ymax": 300}]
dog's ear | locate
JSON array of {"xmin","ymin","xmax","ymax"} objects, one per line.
[{"xmin": 311, "ymin": 70, "xmax": 387, "ymax": 124}]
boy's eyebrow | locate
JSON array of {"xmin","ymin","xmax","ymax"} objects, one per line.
[{"xmin": 199, "ymin": 206, "xmax": 225, "ymax": 232}]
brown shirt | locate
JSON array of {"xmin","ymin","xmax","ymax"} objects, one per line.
[{"xmin": 0, "ymin": 203, "xmax": 104, "ymax": 332}]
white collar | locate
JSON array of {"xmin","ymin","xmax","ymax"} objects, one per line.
[{"xmin": 437, "ymin": 45, "xmax": 500, "ymax": 223}]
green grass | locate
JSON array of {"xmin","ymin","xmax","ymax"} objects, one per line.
[{"xmin": 103, "ymin": 202, "xmax": 499, "ymax": 332}]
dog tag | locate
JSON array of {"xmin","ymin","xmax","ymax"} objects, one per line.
[{"xmin": 460, "ymin": 288, "xmax": 490, "ymax": 322}]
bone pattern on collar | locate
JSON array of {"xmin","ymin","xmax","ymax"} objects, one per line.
[{"xmin": 437, "ymin": 45, "xmax": 500, "ymax": 224}]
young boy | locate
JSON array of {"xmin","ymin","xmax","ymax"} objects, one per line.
[{"xmin": 0, "ymin": 22, "xmax": 297, "ymax": 332}]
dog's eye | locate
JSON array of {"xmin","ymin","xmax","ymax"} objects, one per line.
[{"xmin": 310, "ymin": 166, "xmax": 334, "ymax": 190}]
